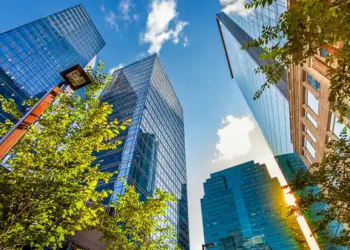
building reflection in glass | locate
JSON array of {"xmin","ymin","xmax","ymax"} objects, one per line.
[
  {"xmin": 201, "ymin": 161, "xmax": 307, "ymax": 250},
  {"xmin": 96, "ymin": 54, "xmax": 189, "ymax": 249}
]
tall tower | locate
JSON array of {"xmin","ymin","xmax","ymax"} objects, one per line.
[
  {"xmin": 216, "ymin": 2, "xmax": 292, "ymax": 155},
  {"xmin": 0, "ymin": 4, "xmax": 105, "ymax": 121},
  {"xmin": 97, "ymin": 54, "xmax": 189, "ymax": 249},
  {"xmin": 201, "ymin": 161, "xmax": 307, "ymax": 249}
]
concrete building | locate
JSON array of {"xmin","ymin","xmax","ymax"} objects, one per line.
[{"xmin": 288, "ymin": 41, "xmax": 349, "ymax": 167}]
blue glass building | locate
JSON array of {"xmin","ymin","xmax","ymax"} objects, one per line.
[
  {"xmin": 218, "ymin": 231, "xmax": 272, "ymax": 250},
  {"xmin": 0, "ymin": 4, "xmax": 105, "ymax": 121},
  {"xmin": 220, "ymin": 0, "xmax": 287, "ymax": 43},
  {"xmin": 96, "ymin": 54, "xmax": 189, "ymax": 249},
  {"xmin": 216, "ymin": 8, "xmax": 292, "ymax": 155},
  {"xmin": 276, "ymin": 153, "xmax": 346, "ymax": 250},
  {"xmin": 201, "ymin": 161, "xmax": 307, "ymax": 249}
]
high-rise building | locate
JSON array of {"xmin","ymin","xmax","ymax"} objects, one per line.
[
  {"xmin": 215, "ymin": 5, "xmax": 292, "ymax": 155},
  {"xmin": 218, "ymin": 231, "xmax": 272, "ymax": 250},
  {"xmin": 0, "ymin": 67, "xmax": 28, "ymax": 121},
  {"xmin": 276, "ymin": 153, "xmax": 345, "ymax": 250},
  {"xmin": 94, "ymin": 54, "xmax": 189, "ymax": 249},
  {"xmin": 0, "ymin": 4, "xmax": 105, "ymax": 121},
  {"xmin": 201, "ymin": 161, "xmax": 306, "ymax": 250}
]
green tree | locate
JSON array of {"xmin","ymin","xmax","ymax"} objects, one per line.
[
  {"xmin": 0, "ymin": 62, "xmax": 120, "ymax": 249},
  {"xmin": 100, "ymin": 185, "xmax": 180, "ymax": 250},
  {"xmin": 287, "ymin": 130, "xmax": 350, "ymax": 247},
  {"xmin": 0, "ymin": 95, "xmax": 22, "ymax": 137},
  {"xmin": 0, "ymin": 62, "xmax": 177, "ymax": 250},
  {"xmin": 244, "ymin": 0, "xmax": 350, "ymax": 116},
  {"xmin": 243, "ymin": 0, "xmax": 350, "ymax": 247}
]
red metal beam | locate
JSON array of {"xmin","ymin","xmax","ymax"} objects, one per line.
[
  {"xmin": 0, "ymin": 86, "xmax": 61, "ymax": 161},
  {"xmin": 216, "ymin": 16, "xmax": 234, "ymax": 79}
]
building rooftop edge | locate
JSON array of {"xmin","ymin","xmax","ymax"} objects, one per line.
[
  {"xmin": 0, "ymin": 4, "xmax": 84, "ymax": 34},
  {"xmin": 216, "ymin": 12, "xmax": 289, "ymax": 100},
  {"xmin": 208, "ymin": 160, "xmax": 258, "ymax": 179}
]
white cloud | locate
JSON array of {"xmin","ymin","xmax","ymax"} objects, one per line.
[
  {"xmin": 183, "ymin": 36, "xmax": 189, "ymax": 47},
  {"xmin": 103, "ymin": 1, "xmax": 137, "ymax": 31},
  {"xmin": 105, "ymin": 11, "xmax": 119, "ymax": 31},
  {"xmin": 136, "ymin": 52, "xmax": 147, "ymax": 61},
  {"xmin": 214, "ymin": 115, "xmax": 255, "ymax": 161},
  {"xmin": 85, "ymin": 55, "xmax": 97, "ymax": 70},
  {"xmin": 109, "ymin": 63, "xmax": 125, "ymax": 75},
  {"xmin": 119, "ymin": 0, "xmax": 133, "ymax": 21},
  {"xmin": 141, "ymin": 0, "xmax": 189, "ymax": 54},
  {"xmin": 220, "ymin": 0, "xmax": 254, "ymax": 16},
  {"xmin": 171, "ymin": 21, "xmax": 188, "ymax": 44}
]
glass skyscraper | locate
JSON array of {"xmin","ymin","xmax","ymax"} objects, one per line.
[
  {"xmin": 201, "ymin": 161, "xmax": 307, "ymax": 250},
  {"xmin": 221, "ymin": 0, "xmax": 287, "ymax": 43},
  {"xmin": 0, "ymin": 4, "xmax": 105, "ymax": 121},
  {"xmin": 216, "ymin": 6, "xmax": 292, "ymax": 155},
  {"xmin": 96, "ymin": 54, "xmax": 189, "ymax": 249},
  {"xmin": 276, "ymin": 153, "xmax": 346, "ymax": 250},
  {"xmin": 218, "ymin": 231, "xmax": 272, "ymax": 250}
]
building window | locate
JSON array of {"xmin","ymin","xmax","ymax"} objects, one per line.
[
  {"xmin": 304, "ymin": 138, "xmax": 316, "ymax": 159},
  {"xmin": 307, "ymin": 112, "xmax": 318, "ymax": 128},
  {"xmin": 305, "ymin": 128, "xmax": 316, "ymax": 143},
  {"xmin": 306, "ymin": 89, "xmax": 319, "ymax": 115},
  {"xmin": 307, "ymin": 74, "xmax": 320, "ymax": 91},
  {"xmin": 304, "ymin": 152, "xmax": 313, "ymax": 164},
  {"xmin": 329, "ymin": 113, "xmax": 347, "ymax": 139}
]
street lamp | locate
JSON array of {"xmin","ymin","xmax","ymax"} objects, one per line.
[
  {"xmin": 0, "ymin": 64, "xmax": 91, "ymax": 161},
  {"xmin": 202, "ymin": 242, "xmax": 216, "ymax": 250}
]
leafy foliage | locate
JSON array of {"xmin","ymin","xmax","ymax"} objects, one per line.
[
  {"xmin": 244, "ymin": 0, "xmax": 350, "ymax": 246},
  {"xmin": 287, "ymin": 129, "xmax": 350, "ymax": 247},
  {"xmin": 0, "ymin": 95, "xmax": 22, "ymax": 137},
  {"xmin": 0, "ymin": 95, "xmax": 22, "ymax": 121},
  {"xmin": 0, "ymin": 94, "xmax": 40, "ymax": 138},
  {"xmin": 244, "ymin": 0, "xmax": 350, "ymax": 115},
  {"xmin": 0, "ymin": 61, "xmax": 179, "ymax": 250},
  {"xmin": 100, "ymin": 185, "xmax": 180, "ymax": 250},
  {"xmin": 0, "ymin": 62, "xmax": 124, "ymax": 249}
]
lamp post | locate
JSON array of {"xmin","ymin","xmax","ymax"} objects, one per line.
[
  {"xmin": 202, "ymin": 242, "xmax": 216, "ymax": 250},
  {"xmin": 0, "ymin": 64, "xmax": 91, "ymax": 161}
]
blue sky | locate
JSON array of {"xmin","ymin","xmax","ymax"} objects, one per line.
[{"xmin": 0, "ymin": 0, "xmax": 278, "ymax": 249}]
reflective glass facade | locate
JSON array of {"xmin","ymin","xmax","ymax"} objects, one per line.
[
  {"xmin": 276, "ymin": 153, "xmax": 346, "ymax": 250},
  {"xmin": 0, "ymin": 4, "xmax": 105, "ymax": 121},
  {"xmin": 216, "ymin": 12, "xmax": 292, "ymax": 155},
  {"xmin": 201, "ymin": 161, "xmax": 305, "ymax": 250},
  {"xmin": 218, "ymin": 231, "xmax": 272, "ymax": 250},
  {"xmin": 0, "ymin": 67, "xmax": 27, "ymax": 121},
  {"xmin": 221, "ymin": 0, "xmax": 287, "ymax": 46},
  {"xmin": 97, "ymin": 54, "xmax": 189, "ymax": 249}
]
